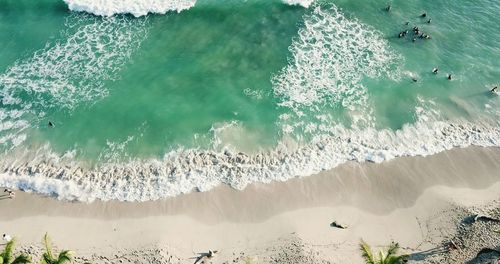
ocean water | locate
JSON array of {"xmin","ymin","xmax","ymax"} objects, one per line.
[{"xmin": 0, "ymin": 0, "xmax": 498, "ymax": 202}]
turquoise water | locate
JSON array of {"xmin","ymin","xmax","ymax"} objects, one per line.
[{"xmin": 0, "ymin": 0, "xmax": 498, "ymax": 201}]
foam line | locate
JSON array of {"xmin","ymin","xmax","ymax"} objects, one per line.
[
  {"xmin": 64, "ymin": 0, "xmax": 197, "ymax": 17},
  {"xmin": 0, "ymin": 101, "xmax": 498, "ymax": 202},
  {"xmin": 63, "ymin": 0, "xmax": 313, "ymax": 17}
]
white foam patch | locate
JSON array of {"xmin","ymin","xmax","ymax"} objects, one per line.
[
  {"xmin": 1, "ymin": 15, "xmax": 147, "ymax": 110},
  {"xmin": 0, "ymin": 173, "xmax": 89, "ymax": 201},
  {"xmin": 273, "ymin": 5, "xmax": 401, "ymax": 131},
  {"xmin": 0, "ymin": 14, "xmax": 148, "ymax": 148},
  {"xmin": 273, "ymin": 5, "xmax": 399, "ymax": 109},
  {"xmin": 63, "ymin": 0, "xmax": 313, "ymax": 17},
  {"xmin": 64, "ymin": 0, "xmax": 197, "ymax": 17},
  {"xmin": 0, "ymin": 3, "xmax": 498, "ymax": 203},
  {"xmin": 282, "ymin": 0, "xmax": 314, "ymax": 8},
  {"xmin": 0, "ymin": 97, "xmax": 498, "ymax": 202}
]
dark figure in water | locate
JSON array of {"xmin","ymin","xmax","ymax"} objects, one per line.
[
  {"xmin": 405, "ymin": 21, "xmax": 410, "ymax": 25},
  {"xmin": 427, "ymin": 19, "xmax": 432, "ymax": 24},
  {"xmin": 412, "ymin": 77, "xmax": 418, "ymax": 82},
  {"xmin": 421, "ymin": 13, "xmax": 427, "ymax": 17},
  {"xmin": 432, "ymin": 68, "xmax": 439, "ymax": 74},
  {"xmin": 412, "ymin": 37, "xmax": 417, "ymax": 42},
  {"xmin": 447, "ymin": 74, "xmax": 452, "ymax": 80},
  {"xmin": 491, "ymin": 86, "xmax": 498, "ymax": 92},
  {"xmin": 48, "ymin": 121, "xmax": 54, "ymax": 127},
  {"xmin": 413, "ymin": 27, "xmax": 420, "ymax": 35},
  {"xmin": 386, "ymin": 5, "xmax": 391, "ymax": 12}
]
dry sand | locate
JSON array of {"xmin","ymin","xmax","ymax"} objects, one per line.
[{"xmin": 0, "ymin": 146, "xmax": 499, "ymax": 263}]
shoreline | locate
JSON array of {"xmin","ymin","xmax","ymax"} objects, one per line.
[{"xmin": 0, "ymin": 146, "xmax": 499, "ymax": 263}]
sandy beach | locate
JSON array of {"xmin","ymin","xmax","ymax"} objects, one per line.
[{"xmin": 0, "ymin": 146, "xmax": 499, "ymax": 263}]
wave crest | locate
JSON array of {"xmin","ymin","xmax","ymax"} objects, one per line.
[
  {"xmin": 1, "ymin": 100, "xmax": 499, "ymax": 202},
  {"xmin": 64, "ymin": 0, "xmax": 312, "ymax": 17}
]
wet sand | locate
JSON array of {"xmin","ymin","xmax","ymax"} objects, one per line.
[{"xmin": 0, "ymin": 146, "xmax": 499, "ymax": 263}]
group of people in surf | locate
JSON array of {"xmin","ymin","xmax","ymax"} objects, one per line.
[
  {"xmin": 431, "ymin": 67, "xmax": 452, "ymax": 80},
  {"xmin": 398, "ymin": 20, "xmax": 432, "ymax": 42},
  {"xmin": 386, "ymin": 5, "xmax": 498, "ymax": 95},
  {"xmin": 386, "ymin": 5, "xmax": 432, "ymax": 42}
]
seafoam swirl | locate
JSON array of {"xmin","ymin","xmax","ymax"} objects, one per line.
[
  {"xmin": 273, "ymin": 4, "xmax": 401, "ymax": 135},
  {"xmin": 0, "ymin": 14, "xmax": 148, "ymax": 148}
]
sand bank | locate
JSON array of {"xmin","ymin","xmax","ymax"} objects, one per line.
[{"xmin": 0, "ymin": 146, "xmax": 499, "ymax": 263}]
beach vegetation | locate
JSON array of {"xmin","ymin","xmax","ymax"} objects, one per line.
[
  {"xmin": 0, "ymin": 238, "xmax": 31, "ymax": 264},
  {"xmin": 40, "ymin": 233, "xmax": 73, "ymax": 264},
  {"xmin": 359, "ymin": 240, "xmax": 408, "ymax": 264}
]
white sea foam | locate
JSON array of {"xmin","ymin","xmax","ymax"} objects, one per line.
[
  {"xmin": 282, "ymin": 0, "xmax": 314, "ymax": 8},
  {"xmin": 0, "ymin": 14, "xmax": 148, "ymax": 148},
  {"xmin": 63, "ymin": 0, "xmax": 313, "ymax": 17},
  {"xmin": 64, "ymin": 0, "xmax": 197, "ymax": 17},
  {"xmin": 273, "ymin": 4, "xmax": 401, "ymax": 135},
  {"xmin": 1, "ymin": 15, "xmax": 147, "ymax": 110},
  {"xmin": 0, "ymin": 102, "xmax": 498, "ymax": 202},
  {"xmin": 0, "ymin": 3, "xmax": 498, "ymax": 202}
]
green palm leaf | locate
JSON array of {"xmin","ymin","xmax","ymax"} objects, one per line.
[
  {"xmin": 359, "ymin": 241, "xmax": 376, "ymax": 264},
  {"xmin": 42, "ymin": 234, "xmax": 54, "ymax": 263},
  {"xmin": 2, "ymin": 239, "xmax": 15, "ymax": 264},
  {"xmin": 378, "ymin": 250, "xmax": 384, "ymax": 264},
  {"xmin": 384, "ymin": 255, "xmax": 408, "ymax": 264},
  {"xmin": 40, "ymin": 234, "xmax": 74, "ymax": 264},
  {"xmin": 360, "ymin": 240, "xmax": 408, "ymax": 264},
  {"xmin": 386, "ymin": 242, "xmax": 399, "ymax": 256},
  {"xmin": 56, "ymin": 250, "xmax": 73, "ymax": 264},
  {"xmin": 11, "ymin": 254, "xmax": 30, "ymax": 264},
  {"xmin": 0, "ymin": 238, "xmax": 31, "ymax": 264},
  {"xmin": 41, "ymin": 253, "xmax": 53, "ymax": 264}
]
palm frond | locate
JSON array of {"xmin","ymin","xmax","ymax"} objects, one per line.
[
  {"xmin": 359, "ymin": 240, "xmax": 376, "ymax": 264},
  {"xmin": 11, "ymin": 254, "xmax": 31, "ymax": 264},
  {"xmin": 56, "ymin": 250, "xmax": 73, "ymax": 264},
  {"xmin": 42, "ymin": 253, "xmax": 53, "ymax": 264},
  {"xmin": 378, "ymin": 250, "xmax": 385, "ymax": 264},
  {"xmin": 386, "ymin": 242, "xmax": 400, "ymax": 256},
  {"xmin": 3, "ymin": 239, "xmax": 15, "ymax": 264},
  {"xmin": 42, "ymin": 233, "xmax": 54, "ymax": 262},
  {"xmin": 384, "ymin": 254, "xmax": 408, "ymax": 264}
]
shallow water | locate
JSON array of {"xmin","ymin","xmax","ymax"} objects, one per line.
[{"xmin": 0, "ymin": 0, "xmax": 498, "ymax": 201}]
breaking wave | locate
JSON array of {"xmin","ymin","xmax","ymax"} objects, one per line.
[
  {"xmin": 64, "ymin": 0, "xmax": 197, "ymax": 17},
  {"xmin": 0, "ymin": 99, "xmax": 498, "ymax": 202},
  {"xmin": 0, "ymin": 4, "xmax": 499, "ymax": 202},
  {"xmin": 64, "ymin": 0, "xmax": 313, "ymax": 17}
]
